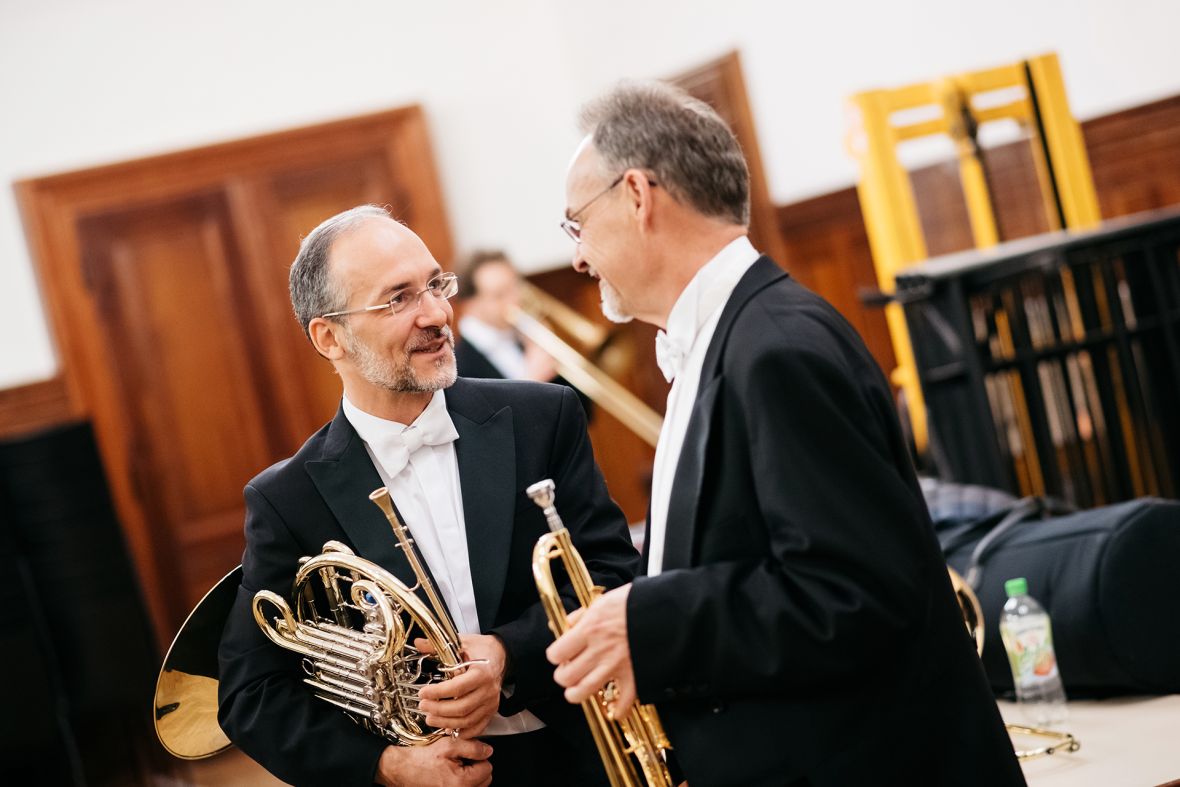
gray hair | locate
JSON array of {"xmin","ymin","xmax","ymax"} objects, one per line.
[
  {"xmin": 289, "ymin": 204, "xmax": 391, "ymax": 337},
  {"xmin": 578, "ymin": 81, "xmax": 750, "ymax": 226}
]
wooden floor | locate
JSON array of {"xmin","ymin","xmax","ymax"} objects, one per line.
[{"xmin": 153, "ymin": 750, "xmax": 287, "ymax": 787}]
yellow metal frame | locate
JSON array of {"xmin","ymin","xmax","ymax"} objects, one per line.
[{"xmin": 847, "ymin": 52, "xmax": 1100, "ymax": 453}]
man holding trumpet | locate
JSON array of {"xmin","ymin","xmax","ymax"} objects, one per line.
[{"xmin": 546, "ymin": 82, "xmax": 1025, "ymax": 787}]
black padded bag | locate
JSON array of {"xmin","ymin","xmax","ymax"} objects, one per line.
[{"xmin": 936, "ymin": 495, "xmax": 1180, "ymax": 697}]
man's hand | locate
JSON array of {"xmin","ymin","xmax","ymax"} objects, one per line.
[
  {"xmin": 374, "ymin": 739, "xmax": 493, "ymax": 787},
  {"xmin": 417, "ymin": 634, "xmax": 507, "ymax": 738},
  {"xmin": 545, "ymin": 583, "xmax": 636, "ymax": 719}
]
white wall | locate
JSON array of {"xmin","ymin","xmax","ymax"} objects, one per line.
[{"xmin": 4, "ymin": 0, "xmax": 1180, "ymax": 388}]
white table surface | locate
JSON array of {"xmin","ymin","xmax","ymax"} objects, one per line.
[{"xmin": 998, "ymin": 695, "xmax": 1180, "ymax": 786}]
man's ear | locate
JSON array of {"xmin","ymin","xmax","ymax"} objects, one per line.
[
  {"xmin": 623, "ymin": 169, "xmax": 656, "ymax": 229},
  {"xmin": 308, "ymin": 317, "xmax": 347, "ymax": 361}
]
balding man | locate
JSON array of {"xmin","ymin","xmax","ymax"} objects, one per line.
[{"xmin": 218, "ymin": 206, "xmax": 638, "ymax": 787}]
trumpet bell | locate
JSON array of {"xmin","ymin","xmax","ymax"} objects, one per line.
[{"xmin": 948, "ymin": 566, "xmax": 984, "ymax": 655}]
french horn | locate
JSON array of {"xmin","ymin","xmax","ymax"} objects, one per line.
[{"xmin": 154, "ymin": 486, "xmax": 483, "ymax": 758}]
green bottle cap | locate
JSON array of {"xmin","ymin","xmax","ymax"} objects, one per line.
[{"xmin": 1005, "ymin": 577, "xmax": 1029, "ymax": 597}]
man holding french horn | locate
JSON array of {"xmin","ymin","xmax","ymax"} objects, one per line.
[
  {"xmin": 217, "ymin": 205, "xmax": 639, "ymax": 786},
  {"xmin": 545, "ymin": 82, "xmax": 1027, "ymax": 786}
]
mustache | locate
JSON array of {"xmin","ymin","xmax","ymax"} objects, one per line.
[{"xmin": 407, "ymin": 324, "xmax": 454, "ymax": 352}]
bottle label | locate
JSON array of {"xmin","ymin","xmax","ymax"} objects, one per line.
[{"xmin": 1003, "ymin": 619, "xmax": 1059, "ymax": 685}]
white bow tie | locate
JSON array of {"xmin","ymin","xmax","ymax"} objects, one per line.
[
  {"xmin": 655, "ymin": 330, "xmax": 688, "ymax": 383},
  {"xmin": 373, "ymin": 403, "xmax": 459, "ymax": 478}
]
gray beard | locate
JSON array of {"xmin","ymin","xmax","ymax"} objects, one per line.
[
  {"xmin": 599, "ymin": 278, "xmax": 633, "ymax": 324},
  {"xmin": 347, "ymin": 324, "xmax": 457, "ymax": 393}
]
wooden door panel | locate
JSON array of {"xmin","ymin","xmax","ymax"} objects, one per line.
[{"xmin": 78, "ymin": 194, "xmax": 279, "ymax": 603}]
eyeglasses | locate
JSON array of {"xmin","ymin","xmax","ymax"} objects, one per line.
[
  {"xmin": 560, "ymin": 174, "xmax": 658, "ymax": 243},
  {"xmin": 321, "ymin": 272, "xmax": 459, "ymax": 319},
  {"xmin": 560, "ymin": 174, "xmax": 624, "ymax": 243}
]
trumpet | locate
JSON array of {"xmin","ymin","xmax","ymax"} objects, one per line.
[{"xmin": 528, "ymin": 479, "xmax": 674, "ymax": 787}]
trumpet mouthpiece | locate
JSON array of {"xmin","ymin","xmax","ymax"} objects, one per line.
[{"xmin": 527, "ymin": 479, "xmax": 566, "ymax": 533}]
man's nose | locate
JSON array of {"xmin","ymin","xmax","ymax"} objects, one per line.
[
  {"xmin": 571, "ymin": 247, "xmax": 589, "ymax": 273},
  {"xmin": 415, "ymin": 291, "xmax": 449, "ymax": 326}
]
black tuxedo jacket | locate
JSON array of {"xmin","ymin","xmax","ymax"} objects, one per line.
[
  {"xmin": 218, "ymin": 378, "xmax": 639, "ymax": 786},
  {"xmin": 627, "ymin": 258, "xmax": 1025, "ymax": 786}
]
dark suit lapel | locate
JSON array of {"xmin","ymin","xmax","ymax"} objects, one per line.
[
  {"xmin": 662, "ymin": 375, "xmax": 722, "ymax": 570},
  {"xmin": 304, "ymin": 406, "xmax": 419, "ymax": 587},
  {"xmin": 446, "ymin": 380, "xmax": 516, "ymax": 630},
  {"xmin": 662, "ymin": 256, "xmax": 788, "ymax": 571}
]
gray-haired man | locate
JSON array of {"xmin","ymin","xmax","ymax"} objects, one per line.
[{"xmin": 546, "ymin": 82, "xmax": 1025, "ymax": 787}]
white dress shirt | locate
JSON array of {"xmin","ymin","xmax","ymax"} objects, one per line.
[
  {"xmin": 647, "ymin": 236, "xmax": 760, "ymax": 576},
  {"xmin": 342, "ymin": 390, "xmax": 543, "ymax": 734},
  {"xmin": 459, "ymin": 315, "xmax": 528, "ymax": 379}
]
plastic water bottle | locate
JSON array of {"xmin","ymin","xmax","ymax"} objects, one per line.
[{"xmin": 999, "ymin": 577, "xmax": 1067, "ymax": 726}]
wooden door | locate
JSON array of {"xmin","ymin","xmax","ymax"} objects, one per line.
[
  {"xmin": 77, "ymin": 195, "xmax": 287, "ymax": 614},
  {"xmin": 19, "ymin": 107, "xmax": 453, "ymax": 647}
]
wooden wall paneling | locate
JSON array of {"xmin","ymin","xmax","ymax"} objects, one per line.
[
  {"xmin": 980, "ymin": 139, "xmax": 1054, "ymax": 240},
  {"xmin": 906, "ymin": 137, "xmax": 1057, "ymax": 259},
  {"xmin": 0, "ymin": 377, "xmax": 78, "ymax": 439},
  {"xmin": 1085, "ymin": 95, "xmax": 1180, "ymax": 217}
]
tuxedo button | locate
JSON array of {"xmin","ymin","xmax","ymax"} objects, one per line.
[{"xmin": 711, "ymin": 700, "xmax": 726, "ymax": 714}]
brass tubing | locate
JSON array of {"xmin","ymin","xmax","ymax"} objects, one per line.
[
  {"xmin": 510, "ymin": 309, "xmax": 663, "ymax": 447},
  {"xmin": 369, "ymin": 488, "xmax": 463, "ymax": 655},
  {"xmin": 528, "ymin": 479, "xmax": 673, "ymax": 786}
]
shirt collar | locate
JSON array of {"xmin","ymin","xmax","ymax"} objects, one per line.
[
  {"xmin": 342, "ymin": 388, "xmax": 454, "ymax": 445},
  {"xmin": 663, "ymin": 235, "xmax": 760, "ymax": 352}
]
